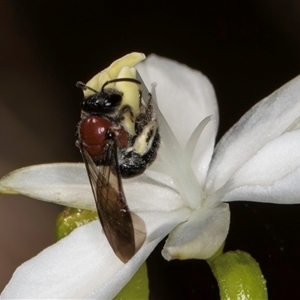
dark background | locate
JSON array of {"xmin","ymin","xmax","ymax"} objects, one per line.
[{"xmin": 1, "ymin": 0, "xmax": 300, "ymax": 299}]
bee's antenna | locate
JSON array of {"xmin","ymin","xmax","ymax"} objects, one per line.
[
  {"xmin": 76, "ymin": 78, "xmax": 141, "ymax": 94},
  {"xmin": 101, "ymin": 78, "xmax": 141, "ymax": 92},
  {"xmin": 76, "ymin": 81, "xmax": 100, "ymax": 94}
]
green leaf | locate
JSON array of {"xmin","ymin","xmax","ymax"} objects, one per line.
[
  {"xmin": 55, "ymin": 207, "xmax": 98, "ymax": 241},
  {"xmin": 114, "ymin": 263, "xmax": 149, "ymax": 300},
  {"xmin": 209, "ymin": 250, "xmax": 268, "ymax": 300}
]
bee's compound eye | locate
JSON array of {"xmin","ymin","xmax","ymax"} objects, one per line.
[
  {"xmin": 82, "ymin": 92, "xmax": 123, "ymax": 114},
  {"xmin": 79, "ymin": 116, "xmax": 112, "ymax": 158},
  {"xmin": 104, "ymin": 93, "xmax": 122, "ymax": 108}
]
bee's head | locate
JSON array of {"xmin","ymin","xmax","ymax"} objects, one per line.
[{"xmin": 76, "ymin": 78, "xmax": 140, "ymax": 115}]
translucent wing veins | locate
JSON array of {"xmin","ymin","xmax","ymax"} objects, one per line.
[{"xmin": 79, "ymin": 140, "xmax": 146, "ymax": 263}]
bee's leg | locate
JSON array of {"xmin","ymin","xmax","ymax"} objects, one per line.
[
  {"xmin": 119, "ymin": 122, "xmax": 160, "ymax": 178},
  {"xmin": 117, "ymin": 105, "xmax": 135, "ymax": 123}
]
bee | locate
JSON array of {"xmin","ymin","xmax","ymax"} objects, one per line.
[{"xmin": 76, "ymin": 75, "xmax": 160, "ymax": 263}]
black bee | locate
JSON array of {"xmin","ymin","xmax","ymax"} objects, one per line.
[{"xmin": 76, "ymin": 76, "xmax": 160, "ymax": 263}]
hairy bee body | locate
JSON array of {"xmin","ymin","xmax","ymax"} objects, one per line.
[{"xmin": 76, "ymin": 75, "xmax": 160, "ymax": 263}]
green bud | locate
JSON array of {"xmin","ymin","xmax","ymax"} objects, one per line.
[
  {"xmin": 55, "ymin": 207, "xmax": 98, "ymax": 241},
  {"xmin": 209, "ymin": 250, "xmax": 268, "ymax": 300},
  {"xmin": 114, "ymin": 263, "xmax": 149, "ymax": 300}
]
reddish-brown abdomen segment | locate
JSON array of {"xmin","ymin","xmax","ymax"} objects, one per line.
[
  {"xmin": 79, "ymin": 116, "xmax": 129, "ymax": 160},
  {"xmin": 79, "ymin": 116, "xmax": 112, "ymax": 159}
]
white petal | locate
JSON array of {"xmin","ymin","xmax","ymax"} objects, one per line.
[
  {"xmin": 162, "ymin": 203, "xmax": 230, "ymax": 260},
  {"xmin": 1, "ymin": 206, "xmax": 190, "ymax": 299},
  {"xmin": 206, "ymin": 75, "xmax": 300, "ymax": 193},
  {"xmin": 123, "ymin": 171, "xmax": 181, "ymax": 212},
  {"xmin": 137, "ymin": 55, "xmax": 219, "ymax": 183},
  {"xmin": 211, "ymin": 130, "xmax": 300, "ymax": 204},
  {"xmin": 0, "ymin": 163, "xmax": 96, "ymax": 210},
  {"xmin": 0, "ymin": 163, "xmax": 187, "ymax": 214}
]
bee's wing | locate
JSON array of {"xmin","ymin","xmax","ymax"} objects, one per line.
[{"xmin": 79, "ymin": 141, "xmax": 146, "ymax": 263}]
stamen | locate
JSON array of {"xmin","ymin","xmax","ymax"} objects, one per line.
[
  {"xmin": 136, "ymin": 71, "xmax": 204, "ymax": 209},
  {"xmin": 183, "ymin": 116, "xmax": 212, "ymax": 166}
]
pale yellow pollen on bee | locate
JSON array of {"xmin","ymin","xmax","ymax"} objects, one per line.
[
  {"xmin": 116, "ymin": 67, "xmax": 139, "ymax": 113},
  {"xmin": 132, "ymin": 122, "xmax": 158, "ymax": 155},
  {"xmin": 107, "ymin": 52, "xmax": 146, "ymax": 79},
  {"xmin": 84, "ymin": 72, "xmax": 111, "ymax": 97},
  {"xmin": 83, "ymin": 52, "xmax": 145, "ymax": 97},
  {"xmin": 115, "ymin": 66, "xmax": 140, "ymax": 136}
]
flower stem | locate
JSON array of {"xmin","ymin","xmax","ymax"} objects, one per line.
[{"xmin": 207, "ymin": 250, "xmax": 268, "ymax": 300}]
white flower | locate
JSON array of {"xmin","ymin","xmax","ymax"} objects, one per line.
[{"xmin": 1, "ymin": 54, "xmax": 300, "ymax": 299}]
